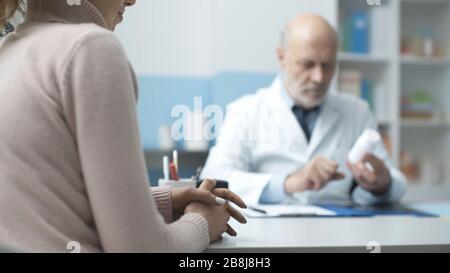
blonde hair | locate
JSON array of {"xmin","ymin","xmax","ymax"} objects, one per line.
[{"xmin": 0, "ymin": 0, "xmax": 21, "ymax": 30}]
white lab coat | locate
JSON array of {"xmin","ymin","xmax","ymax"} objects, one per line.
[{"xmin": 202, "ymin": 76, "xmax": 407, "ymax": 206}]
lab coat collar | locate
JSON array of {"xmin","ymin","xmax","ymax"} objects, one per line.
[{"xmin": 278, "ymin": 74, "xmax": 296, "ymax": 109}]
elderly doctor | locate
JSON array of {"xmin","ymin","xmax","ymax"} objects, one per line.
[{"xmin": 201, "ymin": 14, "xmax": 407, "ymax": 206}]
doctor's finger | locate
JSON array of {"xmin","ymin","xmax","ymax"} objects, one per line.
[
  {"xmin": 312, "ymin": 177, "xmax": 327, "ymax": 191},
  {"xmin": 313, "ymin": 169, "xmax": 329, "ymax": 188},
  {"xmin": 312, "ymin": 180, "xmax": 322, "ymax": 191},
  {"xmin": 358, "ymin": 179, "xmax": 377, "ymax": 191},
  {"xmin": 354, "ymin": 162, "xmax": 371, "ymax": 177},
  {"xmin": 347, "ymin": 163, "xmax": 367, "ymax": 182},
  {"xmin": 354, "ymin": 172, "xmax": 367, "ymax": 184},
  {"xmin": 323, "ymin": 158, "xmax": 340, "ymax": 168},
  {"xmin": 331, "ymin": 172, "xmax": 346, "ymax": 180},
  {"xmin": 304, "ymin": 180, "xmax": 315, "ymax": 191},
  {"xmin": 316, "ymin": 167, "xmax": 331, "ymax": 182},
  {"xmin": 346, "ymin": 161, "xmax": 357, "ymax": 172},
  {"xmin": 361, "ymin": 155, "xmax": 384, "ymax": 173},
  {"xmin": 361, "ymin": 167, "xmax": 377, "ymax": 183},
  {"xmin": 315, "ymin": 157, "xmax": 336, "ymax": 169},
  {"xmin": 322, "ymin": 167, "xmax": 343, "ymax": 182},
  {"xmin": 362, "ymin": 153, "xmax": 382, "ymax": 166},
  {"xmin": 350, "ymin": 165, "xmax": 366, "ymax": 183},
  {"xmin": 321, "ymin": 162, "xmax": 339, "ymax": 174}
]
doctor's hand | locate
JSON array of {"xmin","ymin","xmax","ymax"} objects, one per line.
[
  {"xmin": 347, "ymin": 153, "xmax": 392, "ymax": 196},
  {"xmin": 284, "ymin": 156, "xmax": 346, "ymax": 194}
]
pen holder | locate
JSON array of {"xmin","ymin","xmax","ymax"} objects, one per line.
[{"xmin": 158, "ymin": 178, "xmax": 196, "ymax": 188}]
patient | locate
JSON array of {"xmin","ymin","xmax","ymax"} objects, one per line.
[{"xmin": 0, "ymin": 0, "xmax": 246, "ymax": 252}]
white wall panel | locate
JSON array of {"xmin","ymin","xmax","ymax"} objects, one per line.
[{"xmin": 116, "ymin": 0, "xmax": 337, "ymax": 76}]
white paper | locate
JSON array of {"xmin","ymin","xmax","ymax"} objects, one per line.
[{"xmin": 244, "ymin": 205, "xmax": 337, "ymax": 218}]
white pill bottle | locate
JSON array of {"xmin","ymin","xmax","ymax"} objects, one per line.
[{"xmin": 348, "ymin": 129, "xmax": 382, "ymax": 165}]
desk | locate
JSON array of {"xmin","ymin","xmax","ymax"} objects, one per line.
[{"xmin": 207, "ymin": 185, "xmax": 450, "ymax": 253}]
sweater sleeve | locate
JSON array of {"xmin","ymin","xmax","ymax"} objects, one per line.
[
  {"xmin": 150, "ymin": 186, "xmax": 173, "ymax": 223},
  {"xmin": 59, "ymin": 30, "xmax": 209, "ymax": 252}
]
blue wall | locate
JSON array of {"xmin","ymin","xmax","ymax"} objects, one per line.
[{"xmin": 137, "ymin": 71, "xmax": 276, "ymax": 149}]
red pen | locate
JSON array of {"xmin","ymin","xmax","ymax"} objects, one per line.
[{"xmin": 169, "ymin": 162, "xmax": 179, "ymax": 181}]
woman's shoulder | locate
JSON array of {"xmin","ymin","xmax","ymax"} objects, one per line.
[
  {"xmin": 22, "ymin": 22, "xmax": 125, "ymax": 61},
  {"xmin": 24, "ymin": 22, "xmax": 128, "ymax": 71},
  {"xmin": 44, "ymin": 23, "xmax": 122, "ymax": 50}
]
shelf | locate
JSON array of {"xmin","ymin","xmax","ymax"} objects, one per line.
[
  {"xmin": 401, "ymin": 119, "xmax": 450, "ymax": 128},
  {"xmin": 401, "ymin": 0, "xmax": 450, "ymax": 5},
  {"xmin": 337, "ymin": 0, "xmax": 450, "ymax": 182},
  {"xmin": 338, "ymin": 52, "xmax": 390, "ymax": 65},
  {"xmin": 401, "ymin": 56, "xmax": 450, "ymax": 66},
  {"xmin": 144, "ymin": 150, "xmax": 209, "ymax": 168}
]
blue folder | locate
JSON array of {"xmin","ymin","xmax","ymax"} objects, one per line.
[
  {"xmin": 318, "ymin": 204, "xmax": 437, "ymax": 218},
  {"xmin": 350, "ymin": 10, "xmax": 370, "ymax": 53}
]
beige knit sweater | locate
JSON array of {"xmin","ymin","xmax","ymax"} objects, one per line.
[{"xmin": 0, "ymin": 0, "xmax": 209, "ymax": 252}]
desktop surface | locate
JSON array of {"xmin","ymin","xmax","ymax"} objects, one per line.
[{"xmin": 208, "ymin": 185, "xmax": 450, "ymax": 253}]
